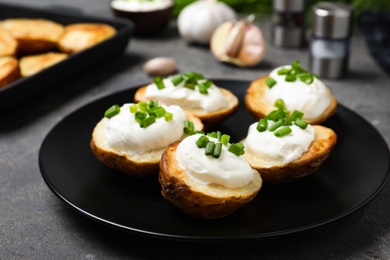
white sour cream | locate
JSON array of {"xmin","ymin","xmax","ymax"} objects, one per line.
[
  {"xmin": 245, "ymin": 121, "xmax": 315, "ymax": 164},
  {"xmin": 103, "ymin": 103, "xmax": 187, "ymax": 154},
  {"xmin": 144, "ymin": 77, "xmax": 228, "ymax": 112},
  {"xmin": 110, "ymin": 0, "xmax": 173, "ymax": 12},
  {"xmin": 176, "ymin": 134, "xmax": 254, "ymax": 188},
  {"xmin": 265, "ymin": 65, "xmax": 331, "ymax": 119}
]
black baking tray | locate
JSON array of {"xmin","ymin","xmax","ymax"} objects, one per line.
[{"xmin": 0, "ymin": 2, "xmax": 134, "ymax": 114}]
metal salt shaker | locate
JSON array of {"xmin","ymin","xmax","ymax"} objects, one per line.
[
  {"xmin": 309, "ymin": 2, "xmax": 353, "ymax": 78},
  {"xmin": 271, "ymin": 0, "xmax": 306, "ymax": 48}
]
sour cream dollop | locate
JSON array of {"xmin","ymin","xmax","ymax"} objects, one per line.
[
  {"xmin": 245, "ymin": 121, "xmax": 315, "ymax": 164},
  {"xmin": 176, "ymin": 134, "xmax": 254, "ymax": 188},
  {"xmin": 110, "ymin": 0, "xmax": 173, "ymax": 12},
  {"xmin": 265, "ymin": 65, "xmax": 331, "ymax": 119},
  {"xmin": 144, "ymin": 77, "xmax": 228, "ymax": 112},
  {"xmin": 103, "ymin": 103, "xmax": 187, "ymax": 154}
]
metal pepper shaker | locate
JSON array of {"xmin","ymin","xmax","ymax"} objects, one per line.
[
  {"xmin": 309, "ymin": 2, "xmax": 353, "ymax": 78},
  {"xmin": 271, "ymin": 0, "xmax": 306, "ymax": 48}
]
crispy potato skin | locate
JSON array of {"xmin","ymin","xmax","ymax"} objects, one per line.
[
  {"xmin": 90, "ymin": 111, "xmax": 203, "ymax": 177},
  {"xmin": 134, "ymin": 86, "xmax": 239, "ymax": 128},
  {"xmin": 245, "ymin": 76, "xmax": 338, "ymax": 125},
  {"xmin": 19, "ymin": 52, "xmax": 68, "ymax": 77},
  {"xmin": 243, "ymin": 125, "xmax": 337, "ymax": 183},
  {"xmin": 0, "ymin": 57, "xmax": 21, "ymax": 88},
  {"xmin": 0, "ymin": 28, "xmax": 18, "ymax": 57},
  {"xmin": 0, "ymin": 18, "xmax": 65, "ymax": 54},
  {"xmin": 58, "ymin": 23, "xmax": 116, "ymax": 54},
  {"xmin": 159, "ymin": 141, "xmax": 262, "ymax": 219}
]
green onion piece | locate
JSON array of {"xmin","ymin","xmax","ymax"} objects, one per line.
[
  {"xmin": 205, "ymin": 141, "xmax": 215, "ymax": 156},
  {"xmin": 183, "ymin": 120, "xmax": 194, "ymax": 134},
  {"xmin": 164, "ymin": 112, "xmax": 173, "ymax": 122},
  {"xmin": 216, "ymin": 131, "xmax": 222, "ymax": 141},
  {"xmin": 274, "ymin": 99, "xmax": 286, "ymax": 110},
  {"xmin": 274, "ymin": 126, "xmax": 292, "ymax": 137},
  {"xmin": 129, "ymin": 104, "xmax": 138, "ymax": 114},
  {"xmin": 135, "ymin": 111, "xmax": 147, "ymax": 124},
  {"xmin": 228, "ymin": 143, "xmax": 245, "ymax": 156},
  {"xmin": 294, "ymin": 118, "xmax": 308, "ymax": 129},
  {"xmin": 171, "ymin": 74, "xmax": 183, "ymax": 86},
  {"xmin": 221, "ymin": 134, "xmax": 230, "ymax": 145},
  {"xmin": 154, "ymin": 76, "xmax": 165, "ymax": 90},
  {"xmin": 184, "ymin": 79, "xmax": 196, "ymax": 90},
  {"xmin": 148, "ymin": 106, "xmax": 166, "ymax": 118},
  {"xmin": 148, "ymin": 100, "xmax": 158, "ymax": 108},
  {"xmin": 268, "ymin": 119, "xmax": 284, "ymax": 132},
  {"xmin": 267, "ymin": 108, "xmax": 287, "ymax": 121},
  {"xmin": 198, "ymin": 83, "xmax": 209, "ymax": 94},
  {"xmin": 277, "ymin": 68, "xmax": 290, "ymax": 75},
  {"xmin": 256, "ymin": 118, "xmax": 268, "ymax": 132},
  {"xmin": 138, "ymin": 101, "xmax": 148, "ymax": 111},
  {"xmin": 104, "ymin": 104, "xmax": 120, "ymax": 118},
  {"xmin": 196, "ymin": 135, "xmax": 209, "ymax": 148},
  {"xmin": 208, "ymin": 132, "xmax": 217, "ymax": 138},
  {"xmin": 213, "ymin": 143, "xmax": 222, "ymax": 158},
  {"xmin": 185, "ymin": 71, "xmax": 204, "ymax": 80},
  {"xmin": 290, "ymin": 110, "xmax": 304, "ymax": 121},
  {"xmin": 141, "ymin": 115, "xmax": 156, "ymax": 128},
  {"xmin": 265, "ymin": 77, "xmax": 277, "ymax": 88},
  {"xmin": 285, "ymin": 74, "xmax": 297, "ymax": 82}
]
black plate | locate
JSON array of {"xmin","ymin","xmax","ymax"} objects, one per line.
[
  {"xmin": 39, "ymin": 80, "xmax": 390, "ymax": 242},
  {"xmin": 0, "ymin": 2, "xmax": 133, "ymax": 114}
]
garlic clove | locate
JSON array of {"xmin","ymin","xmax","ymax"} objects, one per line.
[
  {"xmin": 210, "ymin": 18, "xmax": 266, "ymax": 67},
  {"xmin": 143, "ymin": 57, "xmax": 176, "ymax": 76}
]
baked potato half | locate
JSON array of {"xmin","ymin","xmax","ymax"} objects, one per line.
[{"xmin": 0, "ymin": 56, "xmax": 20, "ymax": 88}]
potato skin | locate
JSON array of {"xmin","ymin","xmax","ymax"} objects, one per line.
[
  {"xmin": 0, "ymin": 57, "xmax": 21, "ymax": 88},
  {"xmin": 90, "ymin": 111, "xmax": 203, "ymax": 177},
  {"xmin": 243, "ymin": 125, "xmax": 337, "ymax": 183},
  {"xmin": 159, "ymin": 141, "xmax": 262, "ymax": 219},
  {"xmin": 134, "ymin": 86, "xmax": 239, "ymax": 129},
  {"xmin": 245, "ymin": 76, "xmax": 338, "ymax": 125}
]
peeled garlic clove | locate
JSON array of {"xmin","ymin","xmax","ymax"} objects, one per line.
[
  {"xmin": 143, "ymin": 57, "xmax": 176, "ymax": 76},
  {"xmin": 210, "ymin": 18, "xmax": 266, "ymax": 67}
]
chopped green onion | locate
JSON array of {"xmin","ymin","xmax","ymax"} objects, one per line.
[
  {"xmin": 141, "ymin": 115, "xmax": 156, "ymax": 128},
  {"xmin": 148, "ymin": 100, "xmax": 158, "ymax": 108},
  {"xmin": 268, "ymin": 119, "xmax": 284, "ymax": 132},
  {"xmin": 196, "ymin": 135, "xmax": 209, "ymax": 148},
  {"xmin": 184, "ymin": 79, "xmax": 196, "ymax": 90},
  {"xmin": 184, "ymin": 71, "xmax": 204, "ymax": 80},
  {"xmin": 265, "ymin": 77, "xmax": 277, "ymax": 88},
  {"xmin": 274, "ymin": 99, "xmax": 286, "ymax": 110},
  {"xmin": 154, "ymin": 76, "xmax": 165, "ymax": 90},
  {"xmin": 135, "ymin": 111, "xmax": 147, "ymax": 124},
  {"xmin": 216, "ymin": 131, "xmax": 222, "ymax": 141},
  {"xmin": 220, "ymin": 134, "xmax": 230, "ymax": 145},
  {"xmin": 129, "ymin": 104, "xmax": 138, "ymax": 114},
  {"xmin": 208, "ymin": 132, "xmax": 218, "ymax": 138},
  {"xmin": 171, "ymin": 74, "xmax": 183, "ymax": 86},
  {"xmin": 104, "ymin": 104, "xmax": 120, "ymax": 118},
  {"xmin": 148, "ymin": 106, "xmax": 166, "ymax": 118},
  {"xmin": 294, "ymin": 118, "xmax": 308, "ymax": 129},
  {"xmin": 213, "ymin": 143, "xmax": 222, "ymax": 158},
  {"xmin": 138, "ymin": 101, "xmax": 148, "ymax": 111},
  {"xmin": 198, "ymin": 83, "xmax": 209, "ymax": 94},
  {"xmin": 277, "ymin": 68, "xmax": 290, "ymax": 75},
  {"xmin": 183, "ymin": 120, "xmax": 194, "ymax": 134},
  {"xmin": 228, "ymin": 143, "xmax": 245, "ymax": 156},
  {"xmin": 285, "ymin": 74, "xmax": 297, "ymax": 82},
  {"xmin": 274, "ymin": 126, "xmax": 292, "ymax": 137},
  {"xmin": 256, "ymin": 118, "xmax": 268, "ymax": 132},
  {"xmin": 164, "ymin": 112, "xmax": 173, "ymax": 122},
  {"xmin": 267, "ymin": 108, "xmax": 287, "ymax": 121},
  {"xmin": 205, "ymin": 141, "xmax": 215, "ymax": 156},
  {"xmin": 290, "ymin": 110, "xmax": 304, "ymax": 121}
]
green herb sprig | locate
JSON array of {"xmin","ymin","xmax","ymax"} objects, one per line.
[
  {"xmin": 195, "ymin": 131, "xmax": 245, "ymax": 158},
  {"xmin": 256, "ymin": 99, "xmax": 309, "ymax": 137}
]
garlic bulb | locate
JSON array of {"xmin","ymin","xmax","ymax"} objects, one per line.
[
  {"xmin": 177, "ymin": 0, "xmax": 236, "ymax": 45},
  {"xmin": 210, "ymin": 15, "xmax": 266, "ymax": 67}
]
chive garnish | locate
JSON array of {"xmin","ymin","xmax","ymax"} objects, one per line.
[
  {"xmin": 265, "ymin": 77, "xmax": 277, "ymax": 88},
  {"xmin": 171, "ymin": 74, "xmax": 183, "ymax": 86},
  {"xmin": 276, "ymin": 60, "xmax": 318, "ymax": 85},
  {"xmin": 164, "ymin": 112, "xmax": 172, "ymax": 122},
  {"xmin": 213, "ymin": 143, "xmax": 222, "ymax": 158},
  {"xmin": 256, "ymin": 118, "xmax": 268, "ymax": 132},
  {"xmin": 183, "ymin": 120, "xmax": 194, "ymax": 134},
  {"xmin": 104, "ymin": 104, "xmax": 120, "ymax": 118},
  {"xmin": 196, "ymin": 135, "xmax": 209, "ymax": 148},
  {"xmin": 228, "ymin": 143, "xmax": 245, "ymax": 156},
  {"xmin": 205, "ymin": 141, "xmax": 215, "ymax": 156},
  {"xmin": 208, "ymin": 132, "xmax": 218, "ymax": 138},
  {"xmin": 290, "ymin": 110, "xmax": 304, "ymax": 121},
  {"xmin": 154, "ymin": 76, "xmax": 165, "ymax": 89},
  {"xmin": 221, "ymin": 134, "xmax": 230, "ymax": 145},
  {"xmin": 138, "ymin": 101, "xmax": 148, "ymax": 111},
  {"xmin": 294, "ymin": 118, "xmax": 308, "ymax": 129},
  {"xmin": 135, "ymin": 111, "xmax": 147, "ymax": 124},
  {"xmin": 130, "ymin": 104, "xmax": 138, "ymax": 114},
  {"xmin": 268, "ymin": 119, "xmax": 284, "ymax": 132},
  {"xmin": 274, "ymin": 126, "xmax": 292, "ymax": 137},
  {"xmin": 141, "ymin": 115, "xmax": 156, "ymax": 128}
]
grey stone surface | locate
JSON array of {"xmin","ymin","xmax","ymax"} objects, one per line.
[{"xmin": 0, "ymin": 0, "xmax": 389, "ymax": 259}]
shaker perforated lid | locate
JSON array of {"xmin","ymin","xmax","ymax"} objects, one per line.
[
  {"xmin": 311, "ymin": 2, "xmax": 353, "ymax": 39},
  {"xmin": 273, "ymin": 0, "xmax": 305, "ymax": 12}
]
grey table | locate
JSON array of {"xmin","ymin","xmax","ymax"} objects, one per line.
[{"xmin": 1, "ymin": 0, "xmax": 390, "ymax": 259}]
